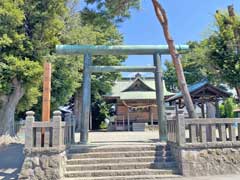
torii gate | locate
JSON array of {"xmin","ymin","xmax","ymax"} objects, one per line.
[{"xmin": 56, "ymin": 45, "xmax": 188, "ymax": 144}]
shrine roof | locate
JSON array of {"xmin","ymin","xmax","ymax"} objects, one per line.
[
  {"xmin": 104, "ymin": 75, "xmax": 174, "ymax": 100},
  {"xmin": 166, "ymin": 79, "xmax": 231, "ymax": 102}
]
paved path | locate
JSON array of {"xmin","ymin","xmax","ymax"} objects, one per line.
[
  {"xmin": 165, "ymin": 174, "xmax": 240, "ymax": 180},
  {"xmin": 0, "ymin": 143, "xmax": 24, "ymax": 180},
  {"xmin": 75, "ymin": 131, "xmax": 160, "ymax": 144},
  {"xmin": 0, "ymin": 132, "xmax": 238, "ymax": 180}
]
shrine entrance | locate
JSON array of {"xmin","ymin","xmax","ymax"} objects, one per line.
[{"xmin": 56, "ymin": 44, "xmax": 188, "ymax": 144}]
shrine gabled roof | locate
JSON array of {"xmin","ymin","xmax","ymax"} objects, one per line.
[
  {"xmin": 104, "ymin": 76, "xmax": 175, "ymax": 100},
  {"xmin": 166, "ymin": 79, "xmax": 231, "ymax": 102},
  {"xmin": 121, "ymin": 77, "xmax": 155, "ymax": 92}
]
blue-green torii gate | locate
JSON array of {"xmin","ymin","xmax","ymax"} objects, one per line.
[{"xmin": 56, "ymin": 45, "xmax": 189, "ymax": 144}]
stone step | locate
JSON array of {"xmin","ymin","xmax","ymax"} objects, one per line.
[
  {"xmin": 66, "ymin": 156, "xmax": 175, "ymax": 165},
  {"xmin": 67, "ymin": 150, "xmax": 172, "ymax": 159},
  {"xmin": 64, "ymin": 174, "xmax": 181, "ymax": 180},
  {"xmin": 66, "ymin": 162, "xmax": 177, "ymax": 171},
  {"xmin": 69, "ymin": 145, "xmax": 170, "ymax": 153},
  {"xmin": 64, "ymin": 169, "xmax": 179, "ymax": 178}
]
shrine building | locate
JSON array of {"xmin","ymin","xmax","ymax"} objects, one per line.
[{"xmin": 104, "ymin": 73, "xmax": 174, "ymax": 131}]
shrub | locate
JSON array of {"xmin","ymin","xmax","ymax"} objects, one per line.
[
  {"xmin": 99, "ymin": 121, "xmax": 108, "ymax": 129},
  {"xmin": 220, "ymin": 98, "xmax": 237, "ymax": 118}
]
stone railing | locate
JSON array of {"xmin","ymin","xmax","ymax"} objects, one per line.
[
  {"xmin": 167, "ymin": 111, "xmax": 240, "ymax": 176},
  {"xmin": 166, "ymin": 109, "xmax": 182, "ymax": 144},
  {"xmin": 167, "ymin": 112, "xmax": 240, "ymax": 147},
  {"xmin": 167, "ymin": 114, "xmax": 177, "ymax": 143},
  {"xmin": 25, "ymin": 110, "xmax": 75, "ymax": 153}
]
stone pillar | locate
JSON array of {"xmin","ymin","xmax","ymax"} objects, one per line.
[
  {"xmin": 80, "ymin": 53, "xmax": 92, "ymax": 144},
  {"xmin": 25, "ymin": 111, "xmax": 35, "ymax": 149},
  {"xmin": 52, "ymin": 111, "xmax": 62, "ymax": 147},
  {"xmin": 153, "ymin": 53, "xmax": 167, "ymax": 142},
  {"xmin": 176, "ymin": 111, "xmax": 185, "ymax": 146}
]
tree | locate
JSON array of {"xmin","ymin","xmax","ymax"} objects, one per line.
[
  {"xmin": 151, "ymin": 0, "xmax": 197, "ymax": 118},
  {"xmin": 0, "ymin": 0, "xmax": 67, "ymax": 136},
  {"xmin": 83, "ymin": 0, "xmax": 140, "ymax": 23},
  {"xmin": 164, "ymin": 41, "xmax": 218, "ymax": 91},
  {"xmin": 204, "ymin": 5, "xmax": 240, "ymax": 100},
  {"xmin": 0, "ymin": 0, "xmax": 141, "ymax": 134},
  {"xmin": 220, "ymin": 98, "xmax": 237, "ymax": 118},
  {"xmin": 70, "ymin": 0, "xmax": 141, "ymax": 129},
  {"xmin": 164, "ymin": 61, "xmax": 178, "ymax": 92}
]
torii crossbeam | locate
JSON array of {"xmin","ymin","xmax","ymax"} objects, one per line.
[{"xmin": 56, "ymin": 44, "xmax": 189, "ymax": 144}]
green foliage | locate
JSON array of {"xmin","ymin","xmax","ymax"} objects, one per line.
[
  {"xmin": 164, "ymin": 41, "xmax": 215, "ymax": 91},
  {"xmin": 0, "ymin": 0, "xmax": 68, "ymax": 118},
  {"xmin": 78, "ymin": 4, "xmax": 128, "ymax": 128},
  {"xmin": 1, "ymin": 0, "xmax": 139, "ymax": 128},
  {"xmin": 29, "ymin": 0, "xmax": 129, "ymax": 123},
  {"xmin": 99, "ymin": 121, "xmax": 108, "ymax": 129},
  {"xmin": 50, "ymin": 56, "xmax": 82, "ymax": 110},
  {"xmin": 165, "ymin": 9, "xmax": 240, "ymax": 93},
  {"xmin": 164, "ymin": 61, "xmax": 178, "ymax": 92},
  {"xmin": 84, "ymin": 0, "xmax": 140, "ymax": 23},
  {"xmin": 204, "ymin": 10, "xmax": 240, "ymax": 89},
  {"xmin": 22, "ymin": 0, "xmax": 67, "ymax": 58},
  {"xmin": 220, "ymin": 98, "xmax": 237, "ymax": 118}
]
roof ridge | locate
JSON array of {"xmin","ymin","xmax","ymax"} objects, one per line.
[{"xmin": 121, "ymin": 77, "xmax": 155, "ymax": 92}]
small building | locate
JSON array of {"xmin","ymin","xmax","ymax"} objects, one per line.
[
  {"xmin": 104, "ymin": 74, "xmax": 174, "ymax": 130},
  {"xmin": 166, "ymin": 80, "xmax": 231, "ymax": 118}
]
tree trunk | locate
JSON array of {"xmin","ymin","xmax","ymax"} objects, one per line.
[
  {"xmin": 73, "ymin": 87, "xmax": 82, "ymax": 132},
  {"xmin": 227, "ymin": 6, "xmax": 240, "ymax": 101},
  {"xmin": 0, "ymin": 78, "xmax": 25, "ymax": 136},
  {"xmin": 235, "ymin": 87, "xmax": 240, "ymax": 101},
  {"xmin": 152, "ymin": 0, "xmax": 197, "ymax": 118}
]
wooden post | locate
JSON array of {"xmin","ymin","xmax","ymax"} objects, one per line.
[
  {"xmin": 80, "ymin": 53, "xmax": 92, "ymax": 144},
  {"xmin": 215, "ymin": 100, "xmax": 220, "ymax": 118},
  {"xmin": 42, "ymin": 63, "xmax": 51, "ymax": 122},
  {"xmin": 123, "ymin": 115, "xmax": 125, "ymax": 130},
  {"xmin": 127, "ymin": 112, "xmax": 130, "ymax": 131},
  {"xmin": 154, "ymin": 53, "xmax": 167, "ymax": 142}
]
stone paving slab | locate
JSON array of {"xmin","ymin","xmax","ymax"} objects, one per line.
[
  {"xmin": 0, "ymin": 143, "xmax": 24, "ymax": 180},
  {"xmin": 75, "ymin": 131, "xmax": 160, "ymax": 144},
  {"xmin": 164, "ymin": 174, "xmax": 240, "ymax": 180}
]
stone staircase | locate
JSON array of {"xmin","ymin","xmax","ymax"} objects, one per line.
[{"xmin": 64, "ymin": 143, "xmax": 181, "ymax": 180}]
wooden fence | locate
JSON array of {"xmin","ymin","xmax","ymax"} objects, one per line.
[
  {"xmin": 25, "ymin": 111, "xmax": 75, "ymax": 151},
  {"xmin": 167, "ymin": 111, "xmax": 240, "ymax": 147}
]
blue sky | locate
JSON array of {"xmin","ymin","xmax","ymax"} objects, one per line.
[{"xmin": 117, "ymin": 0, "xmax": 240, "ymax": 76}]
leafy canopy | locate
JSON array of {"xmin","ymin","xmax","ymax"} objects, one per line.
[
  {"xmin": 204, "ymin": 10, "xmax": 240, "ymax": 89},
  {"xmin": 0, "ymin": 0, "xmax": 68, "ymax": 114}
]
